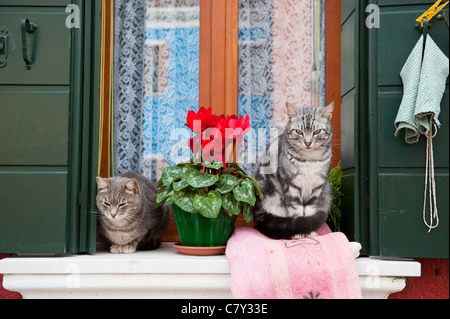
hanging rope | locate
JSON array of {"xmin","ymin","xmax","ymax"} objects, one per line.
[{"xmin": 422, "ymin": 119, "xmax": 439, "ymax": 233}]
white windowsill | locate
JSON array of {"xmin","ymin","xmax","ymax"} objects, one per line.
[{"xmin": 0, "ymin": 242, "xmax": 421, "ymax": 299}]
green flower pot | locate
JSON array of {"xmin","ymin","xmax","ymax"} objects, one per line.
[{"xmin": 172, "ymin": 204, "xmax": 237, "ymax": 247}]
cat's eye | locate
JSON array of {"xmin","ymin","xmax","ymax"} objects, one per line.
[
  {"xmin": 104, "ymin": 202, "xmax": 111, "ymax": 207},
  {"xmin": 296, "ymin": 129, "xmax": 303, "ymax": 135},
  {"xmin": 313, "ymin": 129, "xmax": 322, "ymax": 135},
  {"xmin": 118, "ymin": 203, "xmax": 126, "ymax": 208}
]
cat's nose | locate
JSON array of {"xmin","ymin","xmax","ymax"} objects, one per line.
[
  {"xmin": 305, "ymin": 142, "xmax": 312, "ymax": 147},
  {"xmin": 111, "ymin": 213, "xmax": 117, "ymax": 218}
]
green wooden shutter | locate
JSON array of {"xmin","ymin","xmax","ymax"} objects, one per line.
[
  {"xmin": 0, "ymin": 0, "xmax": 100, "ymax": 254},
  {"xmin": 341, "ymin": 0, "xmax": 449, "ymax": 258}
]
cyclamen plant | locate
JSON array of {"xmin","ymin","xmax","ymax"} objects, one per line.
[{"xmin": 156, "ymin": 107, "xmax": 262, "ymax": 222}]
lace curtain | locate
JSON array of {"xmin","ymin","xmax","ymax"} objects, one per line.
[
  {"xmin": 238, "ymin": 0, "xmax": 327, "ymax": 175},
  {"xmin": 113, "ymin": 0, "xmax": 146, "ymax": 177},
  {"xmin": 114, "ymin": 0, "xmax": 200, "ymax": 182},
  {"xmin": 113, "ymin": 0, "xmax": 325, "ymax": 179}
]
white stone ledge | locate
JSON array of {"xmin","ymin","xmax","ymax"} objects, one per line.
[{"xmin": 0, "ymin": 243, "xmax": 421, "ymax": 299}]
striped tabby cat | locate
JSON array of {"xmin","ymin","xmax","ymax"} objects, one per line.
[{"xmin": 253, "ymin": 102, "xmax": 335, "ymax": 239}]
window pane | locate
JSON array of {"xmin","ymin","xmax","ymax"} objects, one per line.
[{"xmin": 237, "ymin": 0, "xmax": 326, "ymax": 175}]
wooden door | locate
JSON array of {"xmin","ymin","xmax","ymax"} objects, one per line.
[
  {"xmin": 340, "ymin": 0, "xmax": 449, "ymax": 258},
  {"xmin": 0, "ymin": 0, "xmax": 93, "ymax": 254}
]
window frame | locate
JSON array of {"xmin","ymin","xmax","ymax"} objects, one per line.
[{"xmin": 99, "ymin": 0, "xmax": 340, "ymax": 243}]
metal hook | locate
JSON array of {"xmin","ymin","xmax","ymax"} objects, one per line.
[
  {"xmin": 437, "ymin": 12, "xmax": 449, "ymax": 29},
  {"xmin": 416, "ymin": 16, "xmax": 432, "ymax": 31}
]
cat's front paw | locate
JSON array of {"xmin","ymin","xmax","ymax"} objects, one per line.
[{"xmin": 110, "ymin": 244, "xmax": 137, "ymax": 254}]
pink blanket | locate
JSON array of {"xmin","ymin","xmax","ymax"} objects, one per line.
[{"xmin": 225, "ymin": 225, "xmax": 362, "ymax": 299}]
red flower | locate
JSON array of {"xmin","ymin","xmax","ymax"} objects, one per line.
[
  {"xmin": 185, "ymin": 107, "xmax": 251, "ymax": 166},
  {"xmin": 185, "ymin": 107, "xmax": 222, "ymax": 132},
  {"xmin": 225, "ymin": 114, "xmax": 251, "ymax": 144}
]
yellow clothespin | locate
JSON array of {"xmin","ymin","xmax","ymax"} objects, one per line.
[{"xmin": 416, "ymin": 0, "xmax": 449, "ymax": 27}]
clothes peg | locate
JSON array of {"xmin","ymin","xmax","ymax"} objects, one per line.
[{"xmin": 416, "ymin": 0, "xmax": 449, "ymax": 27}]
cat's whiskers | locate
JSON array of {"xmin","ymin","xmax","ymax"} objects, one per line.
[{"xmin": 123, "ymin": 214, "xmax": 148, "ymax": 223}]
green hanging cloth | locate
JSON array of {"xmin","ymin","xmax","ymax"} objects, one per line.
[
  {"xmin": 395, "ymin": 34, "xmax": 449, "ymax": 143},
  {"xmin": 394, "ymin": 33, "xmax": 449, "ymax": 233}
]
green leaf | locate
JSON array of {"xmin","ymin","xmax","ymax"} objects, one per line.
[
  {"xmin": 220, "ymin": 169, "xmax": 235, "ymax": 176},
  {"xmin": 328, "ymin": 161, "xmax": 343, "ymax": 232},
  {"xmin": 161, "ymin": 166, "xmax": 183, "ymax": 186},
  {"xmin": 216, "ymin": 174, "xmax": 240, "ymax": 194},
  {"xmin": 173, "ymin": 189, "xmax": 198, "ymax": 213},
  {"xmin": 193, "ymin": 190, "xmax": 222, "ymax": 219},
  {"xmin": 242, "ymin": 203, "xmax": 253, "ymax": 223},
  {"xmin": 165, "ymin": 194, "xmax": 175, "ymax": 205},
  {"xmin": 222, "ymin": 193, "xmax": 242, "ymax": 215},
  {"xmin": 228, "ymin": 162, "xmax": 249, "ymax": 177},
  {"xmin": 176, "ymin": 160, "xmax": 197, "ymax": 167},
  {"xmin": 185, "ymin": 167, "xmax": 219, "ymax": 188},
  {"xmin": 173, "ymin": 176, "xmax": 189, "ymax": 191},
  {"xmin": 201, "ymin": 161, "xmax": 224, "ymax": 170},
  {"xmin": 156, "ymin": 185, "xmax": 174, "ymax": 204},
  {"xmin": 251, "ymin": 175, "xmax": 264, "ymax": 200},
  {"xmin": 156, "ymin": 176, "xmax": 164, "ymax": 188},
  {"xmin": 233, "ymin": 179, "xmax": 256, "ymax": 206}
]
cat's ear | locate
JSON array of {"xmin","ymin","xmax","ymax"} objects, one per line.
[
  {"xmin": 321, "ymin": 102, "xmax": 335, "ymax": 121},
  {"xmin": 96, "ymin": 177, "xmax": 110, "ymax": 193},
  {"xmin": 286, "ymin": 102, "xmax": 298, "ymax": 118},
  {"xmin": 123, "ymin": 178, "xmax": 140, "ymax": 195}
]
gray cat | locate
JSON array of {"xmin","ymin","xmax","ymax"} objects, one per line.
[
  {"xmin": 253, "ymin": 102, "xmax": 335, "ymax": 239},
  {"xmin": 96, "ymin": 172, "xmax": 170, "ymax": 254}
]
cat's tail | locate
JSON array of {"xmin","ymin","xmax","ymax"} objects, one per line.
[{"xmin": 253, "ymin": 209, "xmax": 328, "ymax": 240}]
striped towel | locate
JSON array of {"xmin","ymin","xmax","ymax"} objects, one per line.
[{"xmin": 226, "ymin": 226, "xmax": 362, "ymax": 299}]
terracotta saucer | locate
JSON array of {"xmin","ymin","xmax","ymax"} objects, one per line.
[{"xmin": 173, "ymin": 243, "xmax": 226, "ymax": 256}]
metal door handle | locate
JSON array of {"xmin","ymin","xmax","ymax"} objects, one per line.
[{"xmin": 21, "ymin": 18, "xmax": 38, "ymax": 70}]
